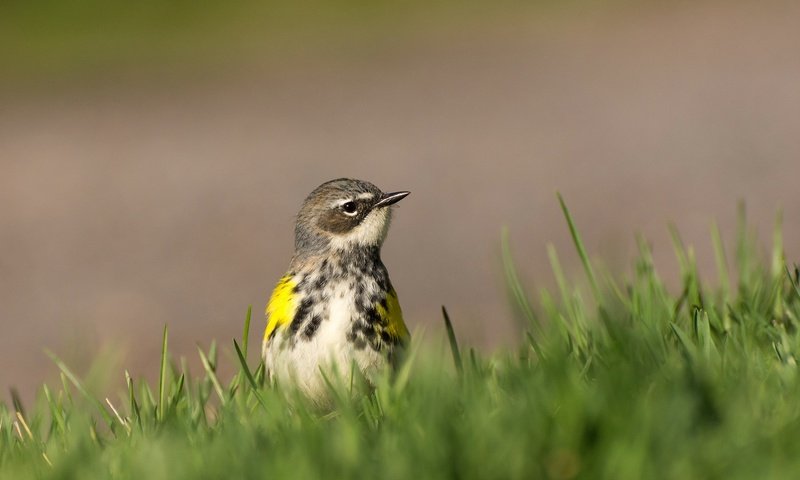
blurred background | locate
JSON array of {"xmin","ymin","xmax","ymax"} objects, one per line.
[{"xmin": 1, "ymin": 0, "xmax": 798, "ymax": 400}]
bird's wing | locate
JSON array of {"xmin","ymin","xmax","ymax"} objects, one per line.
[
  {"xmin": 264, "ymin": 274, "xmax": 298, "ymax": 344},
  {"xmin": 377, "ymin": 287, "xmax": 409, "ymax": 342}
]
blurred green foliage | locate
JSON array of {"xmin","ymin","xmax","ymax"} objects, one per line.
[{"xmin": 0, "ymin": 0, "xmax": 556, "ymax": 84}]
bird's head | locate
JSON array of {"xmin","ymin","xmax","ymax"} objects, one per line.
[{"xmin": 294, "ymin": 178, "xmax": 409, "ymax": 256}]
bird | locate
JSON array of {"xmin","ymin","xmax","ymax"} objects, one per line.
[{"xmin": 262, "ymin": 178, "xmax": 410, "ymax": 404}]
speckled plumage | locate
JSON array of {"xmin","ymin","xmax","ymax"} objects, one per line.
[{"xmin": 263, "ymin": 179, "xmax": 409, "ymax": 405}]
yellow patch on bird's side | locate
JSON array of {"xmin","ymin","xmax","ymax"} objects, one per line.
[
  {"xmin": 264, "ymin": 275, "xmax": 298, "ymax": 343},
  {"xmin": 377, "ymin": 288, "xmax": 409, "ymax": 341}
]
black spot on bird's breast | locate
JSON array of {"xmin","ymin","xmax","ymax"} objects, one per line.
[
  {"xmin": 314, "ymin": 275, "xmax": 328, "ymax": 290},
  {"xmin": 365, "ymin": 306, "xmax": 382, "ymax": 328},
  {"xmin": 289, "ymin": 298, "xmax": 313, "ymax": 335},
  {"xmin": 303, "ymin": 314, "xmax": 322, "ymax": 339}
]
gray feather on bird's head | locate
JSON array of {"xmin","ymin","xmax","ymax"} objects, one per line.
[{"xmin": 293, "ymin": 178, "xmax": 409, "ymax": 258}]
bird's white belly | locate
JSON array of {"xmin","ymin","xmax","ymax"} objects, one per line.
[{"xmin": 264, "ymin": 282, "xmax": 387, "ymax": 404}]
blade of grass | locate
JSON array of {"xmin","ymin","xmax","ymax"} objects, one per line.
[
  {"xmin": 772, "ymin": 209, "xmax": 785, "ymax": 319},
  {"xmin": 88, "ymin": 420, "xmax": 103, "ymax": 447},
  {"xmin": 125, "ymin": 370, "xmax": 142, "ymax": 430},
  {"xmin": 229, "ymin": 306, "xmax": 255, "ymax": 399},
  {"xmin": 169, "ymin": 373, "xmax": 185, "ymax": 412},
  {"xmin": 46, "ymin": 350, "xmax": 115, "ymax": 430},
  {"xmin": 253, "ymin": 362, "xmax": 266, "ymax": 385},
  {"xmin": 694, "ymin": 308, "xmax": 717, "ymax": 362},
  {"xmin": 105, "ymin": 398, "xmax": 131, "ymax": 435},
  {"xmin": 501, "ymin": 228, "xmax": 537, "ymax": 329},
  {"xmin": 233, "ymin": 339, "xmax": 267, "ymax": 410},
  {"xmin": 670, "ymin": 323, "xmax": 697, "ymax": 362},
  {"xmin": 547, "ymin": 245, "xmax": 585, "ymax": 348},
  {"xmin": 208, "ymin": 340, "xmax": 218, "ymax": 371},
  {"xmin": 10, "ymin": 388, "xmax": 25, "ymax": 418},
  {"xmin": 771, "ymin": 208, "xmax": 784, "ymax": 279},
  {"xmin": 15, "ymin": 412, "xmax": 33, "ymax": 441},
  {"xmin": 392, "ymin": 339, "xmax": 418, "ymax": 395},
  {"xmin": 557, "ymin": 192, "xmax": 600, "ymax": 302},
  {"xmin": 547, "ymin": 244, "xmax": 572, "ymax": 315},
  {"xmin": 140, "ymin": 383, "xmax": 155, "ymax": 416},
  {"xmin": 242, "ymin": 305, "xmax": 252, "ymax": 359},
  {"xmin": 441, "ymin": 306, "xmax": 463, "ymax": 375},
  {"xmin": 787, "ymin": 266, "xmax": 800, "ymax": 300},
  {"xmin": 197, "ymin": 346, "xmax": 226, "ymax": 406},
  {"xmin": 711, "ymin": 222, "xmax": 731, "ymax": 298},
  {"xmin": 158, "ymin": 324, "xmax": 168, "ymax": 422},
  {"xmin": 669, "ymin": 225, "xmax": 703, "ymax": 310},
  {"xmin": 710, "ymin": 223, "xmax": 732, "ymax": 331},
  {"xmin": 42, "ymin": 384, "xmax": 66, "ymax": 438},
  {"xmin": 318, "ymin": 366, "xmax": 349, "ymax": 411},
  {"xmin": 735, "ymin": 201, "xmax": 755, "ymax": 291},
  {"xmin": 60, "ymin": 372, "xmax": 73, "ymax": 405},
  {"xmin": 669, "ymin": 223, "xmax": 690, "ymax": 274}
]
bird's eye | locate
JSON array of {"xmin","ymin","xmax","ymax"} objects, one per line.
[{"xmin": 341, "ymin": 201, "xmax": 358, "ymax": 215}]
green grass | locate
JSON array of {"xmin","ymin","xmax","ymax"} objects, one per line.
[{"xmin": 3, "ymin": 199, "xmax": 800, "ymax": 479}]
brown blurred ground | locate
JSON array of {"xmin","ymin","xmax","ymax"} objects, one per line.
[{"xmin": 1, "ymin": 1, "xmax": 799, "ymax": 399}]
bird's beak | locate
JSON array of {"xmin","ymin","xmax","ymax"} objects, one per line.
[{"xmin": 373, "ymin": 191, "xmax": 410, "ymax": 208}]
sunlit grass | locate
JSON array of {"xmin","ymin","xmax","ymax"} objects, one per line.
[{"xmin": 2, "ymin": 197, "xmax": 800, "ymax": 479}]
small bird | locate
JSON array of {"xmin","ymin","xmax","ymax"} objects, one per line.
[{"xmin": 262, "ymin": 178, "xmax": 410, "ymax": 404}]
